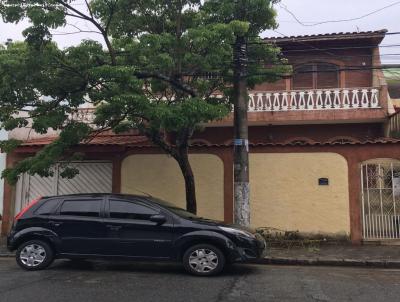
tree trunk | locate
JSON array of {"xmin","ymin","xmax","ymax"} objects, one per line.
[
  {"xmin": 233, "ymin": 35, "xmax": 250, "ymax": 227},
  {"xmin": 141, "ymin": 129, "xmax": 197, "ymax": 214},
  {"xmin": 175, "ymin": 146, "xmax": 197, "ymax": 214}
]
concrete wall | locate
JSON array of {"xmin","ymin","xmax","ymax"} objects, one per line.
[
  {"xmin": 121, "ymin": 154, "xmax": 224, "ymax": 221},
  {"xmin": 250, "ymin": 153, "xmax": 350, "ymax": 235}
]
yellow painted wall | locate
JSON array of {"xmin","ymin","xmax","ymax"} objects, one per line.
[
  {"xmin": 121, "ymin": 154, "xmax": 224, "ymax": 220},
  {"xmin": 250, "ymin": 153, "xmax": 350, "ymax": 235}
]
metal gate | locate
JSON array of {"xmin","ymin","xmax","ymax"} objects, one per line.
[
  {"xmin": 15, "ymin": 161, "xmax": 113, "ymax": 213},
  {"xmin": 361, "ymin": 162, "xmax": 400, "ymax": 240}
]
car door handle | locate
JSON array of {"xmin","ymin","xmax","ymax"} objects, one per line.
[
  {"xmin": 106, "ymin": 225, "xmax": 122, "ymax": 231},
  {"xmin": 49, "ymin": 221, "xmax": 63, "ymax": 227}
]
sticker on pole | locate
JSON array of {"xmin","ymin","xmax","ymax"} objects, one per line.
[{"xmin": 234, "ymin": 139, "xmax": 249, "ymax": 151}]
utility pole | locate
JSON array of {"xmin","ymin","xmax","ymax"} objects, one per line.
[{"xmin": 233, "ymin": 32, "xmax": 250, "ymax": 227}]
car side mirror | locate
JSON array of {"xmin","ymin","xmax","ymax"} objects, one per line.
[{"xmin": 149, "ymin": 214, "xmax": 167, "ymax": 225}]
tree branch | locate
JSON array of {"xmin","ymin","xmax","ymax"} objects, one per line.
[
  {"xmin": 54, "ymin": 0, "xmax": 117, "ymax": 65},
  {"xmin": 141, "ymin": 128, "xmax": 177, "ymax": 157},
  {"xmin": 104, "ymin": 0, "xmax": 119, "ymax": 34},
  {"xmin": 134, "ymin": 72, "xmax": 197, "ymax": 97},
  {"xmin": 84, "ymin": 0, "xmax": 94, "ymax": 19}
]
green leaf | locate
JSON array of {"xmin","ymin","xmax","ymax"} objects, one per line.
[
  {"xmin": 229, "ymin": 20, "xmax": 250, "ymax": 36},
  {"xmin": 0, "ymin": 139, "xmax": 22, "ymax": 153}
]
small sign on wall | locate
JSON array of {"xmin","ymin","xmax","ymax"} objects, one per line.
[{"xmin": 318, "ymin": 178, "xmax": 329, "ymax": 186}]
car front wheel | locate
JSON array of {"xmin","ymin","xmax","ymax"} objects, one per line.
[
  {"xmin": 183, "ymin": 244, "xmax": 225, "ymax": 276},
  {"xmin": 16, "ymin": 240, "xmax": 54, "ymax": 271}
]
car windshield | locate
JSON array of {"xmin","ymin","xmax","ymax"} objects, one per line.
[{"xmin": 146, "ymin": 197, "xmax": 201, "ymax": 219}]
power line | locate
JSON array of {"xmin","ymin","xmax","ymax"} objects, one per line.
[
  {"xmin": 279, "ymin": 1, "xmax": 400, "ymax": 27},
  {"xmin": 250, "ymin": 29, "xmax": 397, "ymax": 61},
  {"xmin": 173, "ymin": 65, "xmax": 400, "ymax": 79},
  {"xmin": 283, "ymin": 53, "xmax": 400, "ymax": 61},
  {"xmin": 253, "ymin": 29, "xmax": 400, "ymax": 63},
  {"xmin": 248, "ymin": 43, "xmax": 400, "ymax": 51},
  {"xmin": 272, "ymin": 29, "xmax": 341, "ymax": 58},
  {"xmin": 244, "ymin": 65, "xmax": 400, "ymax": 79}
]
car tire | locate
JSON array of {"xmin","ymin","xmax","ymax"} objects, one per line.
[
  {"xmin": 16, "ymin": 240, "xmax": 54, "ymax": 271},
  {"xmin": 183, "ymin": 244, "xmax": 225, "ymax": 276}
]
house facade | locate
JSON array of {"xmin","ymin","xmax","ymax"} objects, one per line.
[{"xmin": 2, "ymin": 29, "xmax": 400, "ymax": 244}]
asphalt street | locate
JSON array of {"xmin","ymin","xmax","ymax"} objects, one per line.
[{"xmin": 1, "ymin": 257, "xmax": 400, "ymax": 302}]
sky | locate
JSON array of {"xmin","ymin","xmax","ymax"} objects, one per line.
[{"xmin": 0, "ymin": 0, "xmax": 399, "ymax": 64}]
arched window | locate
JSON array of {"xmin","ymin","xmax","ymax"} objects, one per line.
[{"xmin": 293, "ymin": 63, "xmax": 339, "ymax": 90}]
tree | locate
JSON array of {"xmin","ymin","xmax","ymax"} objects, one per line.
[
  {"xmin": 0, "ymin": 0, "xmax": 284, "ymax": 216},
  {"xmin": 0, "ymin": 0, "xmax": 229, "ymax": 214}
]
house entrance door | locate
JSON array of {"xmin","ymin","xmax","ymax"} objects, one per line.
[{"xmin": 361, "ymin": 161, "xmax": 400, "ymax": 240}]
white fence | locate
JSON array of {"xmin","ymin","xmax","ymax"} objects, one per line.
[
  {"xmin": 249, "ymin": 88, "xmax": 380, "ymax": 112},
  {"xmin": 363, "ymin": 214, "xmax": 400, "ymax": 240}
]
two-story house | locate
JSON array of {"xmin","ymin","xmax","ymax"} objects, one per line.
[{"xmin": 2, "ymin": 29, "xmax": 399, "ymax": 244}]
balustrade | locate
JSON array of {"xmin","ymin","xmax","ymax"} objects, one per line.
[{"xmin": 248, "ymin": 88, "xmax": 380, "ymax": 112}]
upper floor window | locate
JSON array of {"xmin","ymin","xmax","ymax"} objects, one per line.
[{"xmin": 293, "ymin": 63, "xmax": 339, "ymax": 90}]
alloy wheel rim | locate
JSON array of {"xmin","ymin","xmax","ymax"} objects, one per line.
[
  {"xmin": 20, "ymin": 244, "xmax": 47, "ymax": 267},
  {"xmin": 188, "ymin": 248, "xmax": 218, "ymax": 273}
]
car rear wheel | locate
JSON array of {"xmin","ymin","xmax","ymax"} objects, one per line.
[
  {"xmin": 16, "ymin": 240, "xmax": 54, "ymax": 271},
  {"xmin": 182, "ymin": 244, "xmax": 225, "ymax": 276}
]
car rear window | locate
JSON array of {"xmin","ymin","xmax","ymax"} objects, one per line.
[
  {"xmin": 59, "ymin": 199, "xmax": 102, "ymax": 217},
  {"xmin": 34, "ymin": 198, "xmax": 61, "ymax": 215}
]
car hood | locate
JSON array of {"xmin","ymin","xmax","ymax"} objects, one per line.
[{"xmin": 188, "ymin": 217, "xmax": 257, "ymax": 234}]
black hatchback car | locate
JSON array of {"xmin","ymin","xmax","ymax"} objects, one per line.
[{"xmin": 7, "ymin": 194, "xmax": 267, "ymax": 276}]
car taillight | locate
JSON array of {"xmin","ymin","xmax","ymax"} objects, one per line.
[{"xmin": 14, "ymin": 197, "xmax": 42, "ymax": 221}]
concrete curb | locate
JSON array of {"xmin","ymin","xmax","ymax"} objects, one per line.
[
  {"xmin": 2, "ymin": 250, "xmax": 400, "ymax": 268},
  {"xmin": 258, "ymin": 257, "xmax": 400, "ymax": 269},
  {"xmin": 0, "ymin": 253, "xmax": 14, "ymax": 258}
]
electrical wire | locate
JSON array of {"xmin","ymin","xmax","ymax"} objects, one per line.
[
  {"xmin": 253, "ymin": 29, "xmax": 400, "ymax": 62},
  {"xmin": 244, "ymin": 65, "xmax": 400, "ymax": 78},
  {"xmin": 279, "ymin": 1, "xmax": 400, "ymax": 27}
]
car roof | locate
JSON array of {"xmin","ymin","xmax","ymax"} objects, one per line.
[{"xmin": 41, "ymin": 193, "xmax": 149, "ymax": 199}]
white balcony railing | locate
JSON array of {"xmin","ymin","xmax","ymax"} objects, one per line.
[
  {"xmin": 248, "ymin": 87, "xmax": 380, "ymax": 112},
  {"xmin": 70, "ymin": 108, "xmax": 96, "ymax": 124}
]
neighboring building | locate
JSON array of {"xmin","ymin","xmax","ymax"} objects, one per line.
[
  {"xmin": 385, "ymin": 68, "xmax": 400, "ymax": 106},
  {"xmin": 2, "ymin": 29, "xmax": 400, "ymax": 245}
]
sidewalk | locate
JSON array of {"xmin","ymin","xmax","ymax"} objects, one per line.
[{"xmin": 263, "ymin": 244, "xmax": 400, "ymax": 268}]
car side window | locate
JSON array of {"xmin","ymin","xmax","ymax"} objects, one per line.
[
  {"xmin": 59, "ymin": 199, "xmax": 102, "ymax": 218},
  {"xmin": 34, "ymin": 199, "xmax": 61, "ymax": 215},
  {"xmin": 109, "ymin": 199, "xmax": 158, "ymax": 220}
]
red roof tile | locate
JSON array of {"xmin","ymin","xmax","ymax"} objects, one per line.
[
  {"xmin": 250, "ymin": 137, "xmax": 400, "ymax": 147},
  {"xmin": 263, "ymin": 29, "xmax": 387, "ymax": 43},
  {"xmin": 19, "ymin": 134, "xmax": 400, "ymax": 149},
  {"xmin": 22, "ymin": 134, "xmax": 151, "ymax": 147}
]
